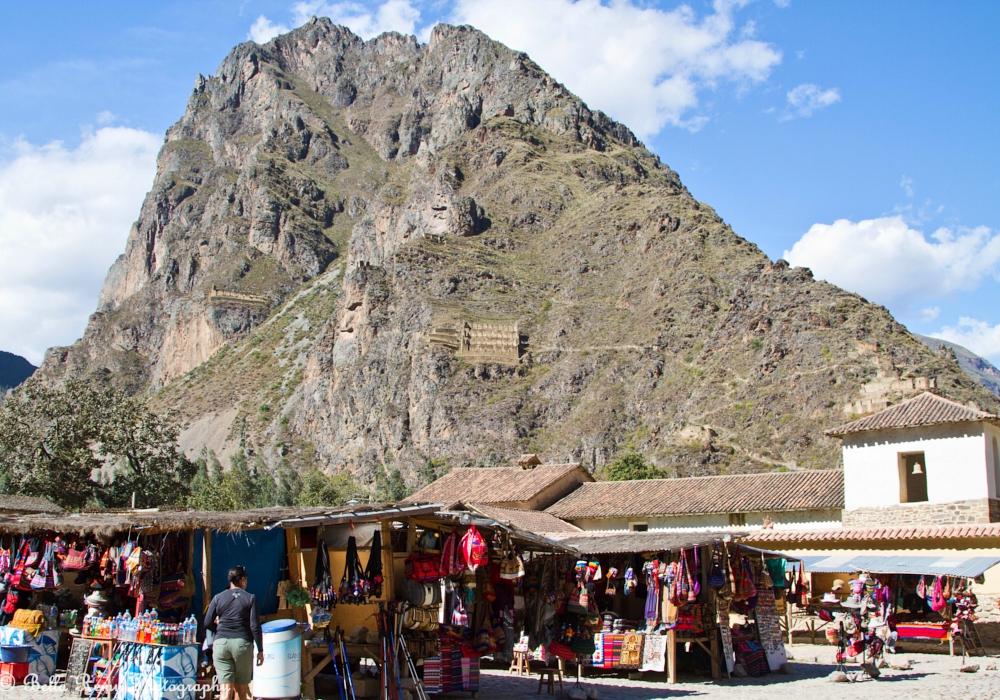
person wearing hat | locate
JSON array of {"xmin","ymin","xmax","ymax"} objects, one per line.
[{"xmin": 204, "ymin": 566, "xmax": 263, "ymax": 700}]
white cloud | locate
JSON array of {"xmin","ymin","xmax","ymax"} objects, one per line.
[
  {"xmin": 450, "ymin": 0, "xmax": 783, "ymax": 137},
  {"xmin": 249, "ymin": 14, "xmax": 290, "ymax": 43},
  {"xmin": 290, "ymin": 0, "xmax": 420, "ymax": 39},
  {"xmin": 782, "ymin": 82, "xmax": 840, "ymax": 120},
  {"xmin": 920, "ymin": 306, "xmax": 940, "ymax": 322},
  {"xmin": 783, "ymin": 215, "xmax": 1000, "ymax": 313},
  {"xmin": 933, "ymin": 318, "xmax": 1000, "ymax": 360},
  {"xmin": 900, "ymin": 175, "xmax": 914, "ymax": 197},
  {"xmin": 96, "ymin": 110, "xmax": 116, "ymax": 125},
  {"xmin": 0, "ymin": 127, "xmax": 160, "ymax": 364}
]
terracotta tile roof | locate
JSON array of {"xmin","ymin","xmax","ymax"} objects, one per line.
[
  {"xmin": 826, "ymin": 392, "xmax": 996, "ymax": 437},
  {"xmin": 466, "ymin": 504, "xmax": 582, "ymax": 535},
  {"xmin": 0, "ymin": 495, "xmax": 65, "ymax": 515},
  {"xmin": 545, "ymin": 470, "xmax": 844, "ymax": 520},
  {"xmin": 401, "ymin": 463, "xmax": 587, "ymax": 508},
  {"xmin": 744, "ymin": 523, "xmax": 1000, "ymax": 544}
]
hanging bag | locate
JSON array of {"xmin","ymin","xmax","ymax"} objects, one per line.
[
  {"xmin": 708, "ymin": 544, "xmax": 726, "ymax": 588},
  {"xmin": 460, "ymin": 526, "xmax": 488, "ymax": 572},
  {"xmin": 63, "ymin": 545, "xmax": 88, "ymax": 571},
  {"xmin": 363, "ymin": 529, "xmax": 383, "ymax": 599}
]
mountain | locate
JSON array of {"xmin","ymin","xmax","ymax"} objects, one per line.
[
  {"xmin": 915, "ymin": 334, "xmax": 1000, "ymax": 397},
  {"xmin": 0, "ymin": 351, "xmax": 36, "ymax": 393},
  {"xmin": 37, "ymin": 19, "xmax": 999, "ymax": 486}
]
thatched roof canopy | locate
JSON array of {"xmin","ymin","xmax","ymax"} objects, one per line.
[{"xmin": 0, "ymin": 502, "xmax": 441, "ymax": 536}]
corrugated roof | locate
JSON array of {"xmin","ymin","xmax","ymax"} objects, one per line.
[
  {"xmin": 401, "ymin": 463, "xmax": 588, "ymax": 508},
  {"xmin": 826, "ymin": 392, "xmax": 996, "ymax": 437},
  {"xmin": 0, "ymin": 495, "xmax": 65, "ymax": 515},
  {"xmin": 545, "ymin": 470, "xmax": 844, "ymax": 520},
  {"xmin": 798, "ymin": 554, "xmax": 1000, "ymax": 578},
  {"xmin": 466, "ymin": 504, "xmax": 582, "ymax": 535},
  {"xmin": 746, "ymin": 523, "xmax": 1000, "ymax": 543},
  {"xmin": 558, "ymin": 531, "xmax": 748, "ymax": 555}
]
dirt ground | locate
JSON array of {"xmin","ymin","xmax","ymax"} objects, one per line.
[{"xmin": 0, "ymin": 644, "xmax": 997, "ymax": 699}]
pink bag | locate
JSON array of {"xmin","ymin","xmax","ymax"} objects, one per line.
[
  {"xmin": 460, "ymin": 525, "xmax": 488, "ymax": 572},
  {"xmin": 931, "ymin": 577, "xmax": 947, "ymax": 613},
  {"xmin": 440, "ymin": 531, "xmax": 466, "ymax": 577}
]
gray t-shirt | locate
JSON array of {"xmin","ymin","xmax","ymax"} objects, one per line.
[{"xmin": 204, "ymin": 587, "xmax": 263, "ymax": 652}]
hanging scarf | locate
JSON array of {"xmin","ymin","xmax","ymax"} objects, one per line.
[
  {"xmin": 340, "ymin": 535, "xmax": 369, "ymax": 602},
  {"xmin": 312, "ymin": 538, "xmax": 333, "ymax": 605},
  {"xmin": 364, "ymin": 529, "xmax": 383, "ymax": 599}
]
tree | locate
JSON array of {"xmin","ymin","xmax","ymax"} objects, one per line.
[
  {"xmin": 604, "ymin": 452, "xmax": 665, "ymax": 481},
  {"xmin": 374, "ymin": 464, "xmax": 410, "ymax": 502},
  {"xmin": 275, "ymin": 463, "xmax": 302, "ymax": 506},
  {"xmin": 297, "ymin": 470, "xmax": 361, "ymax": 507},
  {"xmin": 186, "ymin": 445, "xmax": 279, "ymax": 511},
  {"xmin": 0, "ymin": 378, "xmax": 194, "ymax": 509}
]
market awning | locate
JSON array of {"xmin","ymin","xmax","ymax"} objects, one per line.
[
  {"xmin": 799, "ymin": 554, "xmax": 1000, "ymax": 578},
  {"xmin": 266, "ymin": 503, "xmax": 444, "ymax": 529},
  {"xmin": 557, "ymin": 530, "xmax": 747, "ymax": 555}
]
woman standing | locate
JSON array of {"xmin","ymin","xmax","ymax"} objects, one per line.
[{"xmin": 205, "ymin": 566, "xmax": 264, "ymax": 700}]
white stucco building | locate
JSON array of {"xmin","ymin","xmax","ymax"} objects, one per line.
[{"xmin": 825, "ymin": 392, "xmax": 1000, "ymax": 527}]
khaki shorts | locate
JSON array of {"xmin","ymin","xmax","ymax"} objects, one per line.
[{"xmin": 213, "ymin": 637, "xmax": 254, "ymax": 685}]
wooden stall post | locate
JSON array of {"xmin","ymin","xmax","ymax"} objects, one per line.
[
  {"xmin": 285, "ymin": 527, "xmax": 310, "ymax": 624},
  {"xmin": 381, "ymin": 518, "xmax": 394, "ymax": 601},
  {"xmin": 202, "ymin": 529, "xmax": 212, "ymax": 610},
  {"xmin": 667, "ymin": 628, "xmax": 677, "ymax": 683}
]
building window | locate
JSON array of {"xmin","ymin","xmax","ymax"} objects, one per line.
[
  {"xmin": 993, "ymin": 437, "xmax": 1000, "ymax": 498},
  {"xmin": 899, "ymin": 452, "xmax": 928, "ymax": 503},
  {"xmin": 629, "ymin": 522, "xmax": 648, "ymax": 532},
  {"xmin": 728, "ymin": 513, "xmax": 746, "ymax": 527}
]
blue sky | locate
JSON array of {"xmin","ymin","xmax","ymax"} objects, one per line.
[{"xmin": 1, "ymin": 0, "xmax": 999, "ymax": 364}]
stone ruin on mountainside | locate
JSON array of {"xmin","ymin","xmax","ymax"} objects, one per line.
[
  {"xmin": 207, "ymin": 286, "xmax": 269, "ymax": 307},
  {"xmin": 428, "ymin": 320, "xmax": 521, "ymax": 364}
]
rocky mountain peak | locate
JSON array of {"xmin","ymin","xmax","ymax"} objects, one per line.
[{"xmin": 37, "ymin": 22, "xmax": 998, "ymax": 486}]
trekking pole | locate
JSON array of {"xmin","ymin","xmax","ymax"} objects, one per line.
[
  {"xmin": 339, "ymin": 629, "xmax": 357, "ymax": 700},
  {"xmin": 395, "ymin": 622, "xmax": 428, "ymax": 700},
  {"xmin": 326, "ymin": 630, "xmax": 346, "ymax": 700}
]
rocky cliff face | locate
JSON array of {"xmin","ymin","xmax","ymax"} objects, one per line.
[{"xmin": 40, "ymin": 19, "xmax": 1000, "ymax": 485}]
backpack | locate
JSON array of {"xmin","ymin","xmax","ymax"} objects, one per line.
[{"xmin": 460, "ymin": 525, "xmax": 488, "ymax": 572}]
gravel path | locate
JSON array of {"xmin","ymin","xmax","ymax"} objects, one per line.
[{"xmin": 0, "ymin": 645, "xmax": 996, "ymax": 699}]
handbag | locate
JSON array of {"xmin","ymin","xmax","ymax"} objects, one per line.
[
  {"xmin": 403, "ymin": 578, "xmax": 441, "ymax": 607},
  {"xmin": 708, "ymin": 543, "xmax": 726, "ymax": 588},
  {"xmin": 567, "ymin": 584, "xmax": 589, "ymax": 614},
  {"xmin": 30, "ymin": 545, "xmax": 48, "ymax": 590},
  {"xmin": 405, "ymin": 554, "xmax": 445, "ymax": 583},
  {"xmin": 63, "ymin": 546, "xmax": 88, "ymax": 571},
  {"xmin": 460, "ymin": 526, "xmax": 488, "ymax": 572},
  {"xmin": 24, "ymin": 538, "xmax": 41, "ymax": 568},
  {"xmin": 402, "ymin": 606, "xmax": 438, "ymax": 632}
]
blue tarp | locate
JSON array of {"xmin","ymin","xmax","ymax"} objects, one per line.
[{"xmin": 191, "ymin": 528, "xmax": 287, "ymax": 617}]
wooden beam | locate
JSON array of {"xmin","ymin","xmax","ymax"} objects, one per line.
[
  {"xmin": 202, "ymin": 529, "xmax": 212, "ymax": 611},
  {"xmin": 380, "ymin": 518, "xmax": 394, "ymax": 601},
  {"xmin": 667, "ymin": 629, "xmax": 677, "ymax": 684},
  {"xmin": 285, "ymin": 526, "xmax": 308, "ymax": 624}
]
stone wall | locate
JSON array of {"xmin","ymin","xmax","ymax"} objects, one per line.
[
  {"xmin": 842, "ymin": 498, "xmax": 1000, "ymax": 527},
  {"xmin": 976, "ymin": 593, "xmax": 1000, "ymax": 649}
]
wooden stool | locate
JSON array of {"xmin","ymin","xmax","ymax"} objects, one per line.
[
  {"xmin": 509, "ymin": 650, "xmax": 529, "ymax": 676},
  {"xmin": 536, "ymin": 667, "xmax": 564, "ymax": 695}
]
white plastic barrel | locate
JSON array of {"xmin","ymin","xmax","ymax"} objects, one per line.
[{"xmin": 254, "ymin": 619, "xmax": 302, "ymax": 698}]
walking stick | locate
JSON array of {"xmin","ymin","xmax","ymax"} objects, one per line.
[
  {"xmin": 326, "ymin": 630, "xmax": 346, "ymax": 700},
  {"xmin": 338, "ymin": 628, "xmax": 357, "ymax": 700}
]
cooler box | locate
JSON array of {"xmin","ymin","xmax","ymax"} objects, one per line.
[
  {"xmin": 0, "ymin": 662, "xmax": 29, "ymax": 685},
  {"xmin": 255, "ymin": 619, "xmax": 302, "ymax": 699}
]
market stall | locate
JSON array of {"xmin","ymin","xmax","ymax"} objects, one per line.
[
  {"xmin": 791, "ymin": 554, "xmax": 1000, "ymax": 664},
  {"xmin": 555, "ymin": 532, "xmax": 798, "ymax": 683},
  {"xmin": 269, "ymin": 503, "xmax": 579, "ymax": 700},
  {"xmin": 0, "ymin": 505, "xmax": 337, "ymax": 697}
]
